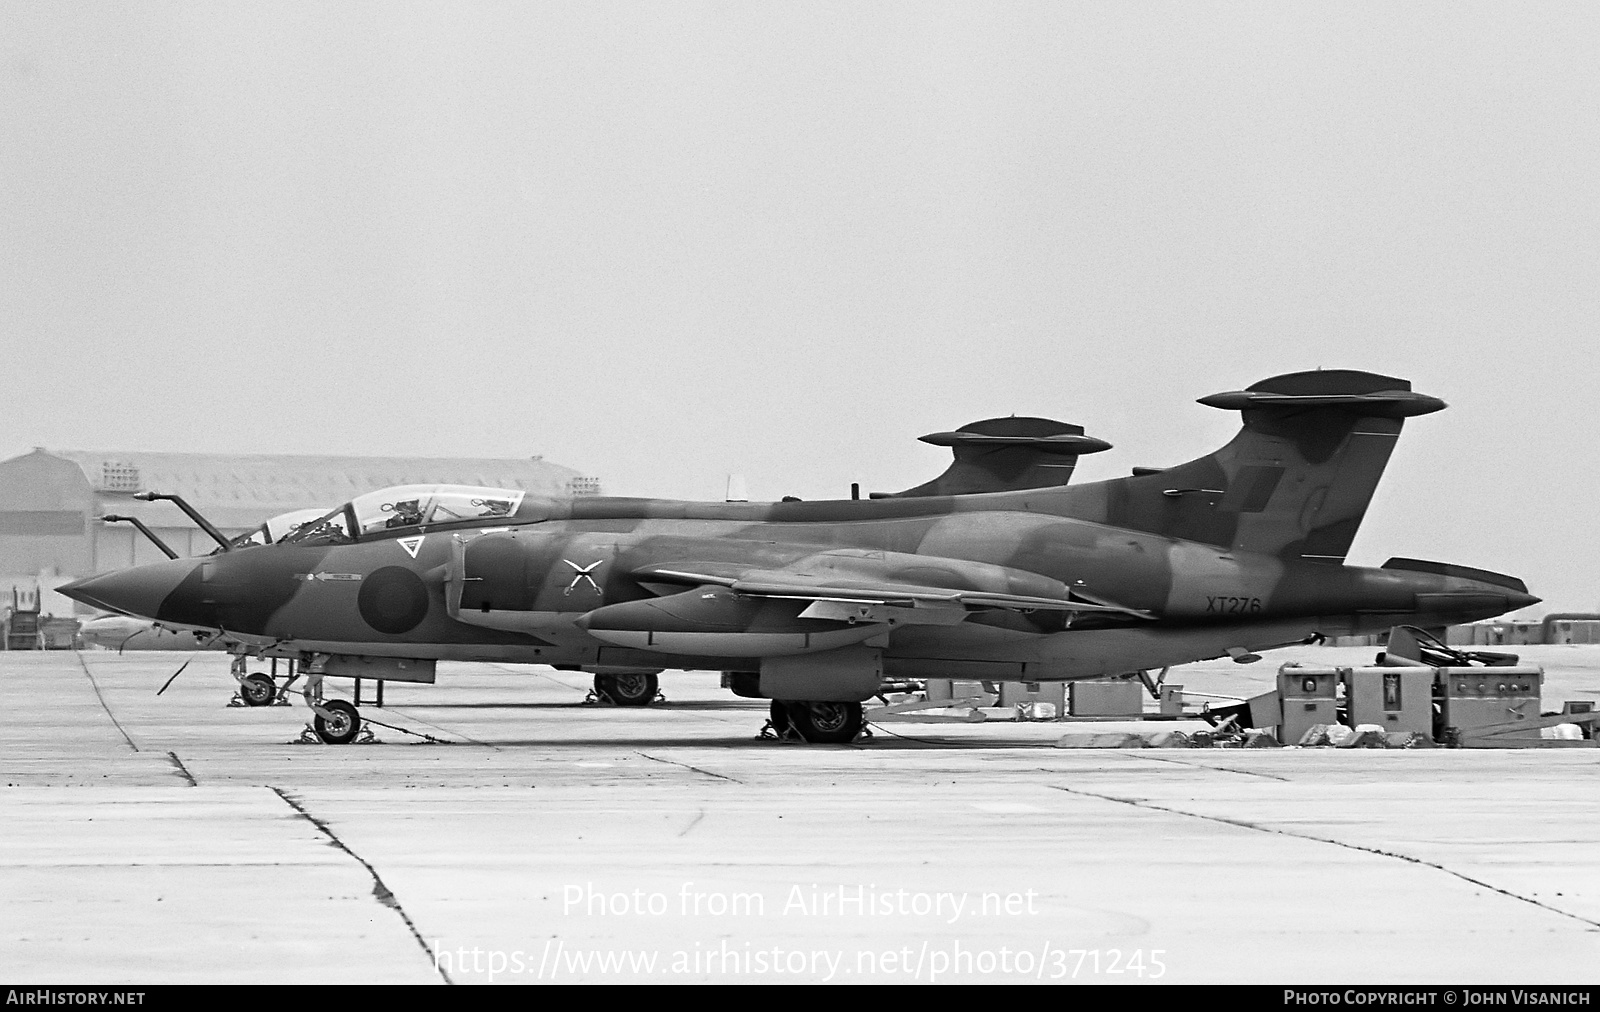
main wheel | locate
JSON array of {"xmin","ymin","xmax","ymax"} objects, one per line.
[
  {"xmin": 783, "ymin": 700, "xmax": 864, "ymax": 744},
  {"xmin": 240, "ymin": 673, "xmax": 277, "ymax": 707},
  {"xmin": 594, "ymin": 673, "xmax": 659, "ymax": 706},
  {"xmin": 313, "ymin": 699, "xmax": 361, "ymax": 744}
]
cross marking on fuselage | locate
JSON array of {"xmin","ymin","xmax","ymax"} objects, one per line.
[{"xmin": 563, "ymin": 559, "xmax": 603, "ymax": 595}]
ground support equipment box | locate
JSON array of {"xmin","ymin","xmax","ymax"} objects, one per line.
[
  {"xmin": 1277, "ymin": 662, "xmax": 1566, "ymax": 747},
  {"xmin": 1276, "ymin": 666, "xmax": 1342, "ymax": 743},
  {"xmin": 1348, "ymin": 666, "xmax": 1435, "ymax": 738},
  {"xmin": 1069, "ymin": 679, "xmax": 1144, "ymax": 717},
  {"xmin": 1436, "ymin": 665, "xmax": 1545, "ymax": 746},
  {"xmin": 999, "ymin": 680, "xmax": 1067, "ymax": 717},
  {"xmin": 924, "ymin": 679, "xmax": 998, "ymax": 707}
]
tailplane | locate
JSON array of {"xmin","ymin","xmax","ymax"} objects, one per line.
[
  {"xmin": 874, "ymin": 417, "xmax": 1111, "ymax": 498},
  {"xmin": 1095, "ymin": 370, "xmax": 1444, "ymax": 562}
]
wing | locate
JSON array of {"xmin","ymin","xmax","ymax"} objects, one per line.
[{"xmin": 632, "ymin": 548, "xmax": 1152, "ymax": 625}]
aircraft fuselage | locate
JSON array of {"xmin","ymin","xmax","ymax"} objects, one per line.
[{"xmin": 66, "ymin": 503, "xmax": 1531, "ymax": 682}]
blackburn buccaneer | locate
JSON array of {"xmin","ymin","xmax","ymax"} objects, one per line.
[{"xmin": 59, "ymin": 370, "xmax": 1537, "ymax": 744}]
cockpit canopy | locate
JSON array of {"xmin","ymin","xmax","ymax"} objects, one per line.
[
  {"xmin": 229, "ymin": 508, "xmax": 332, "ymax": 548},
  {"xmin": 284, "ymin": 485, "xmax": 529, "ymax": 545}
]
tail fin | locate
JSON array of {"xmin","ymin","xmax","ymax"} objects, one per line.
[
  {"xmin": 1098, "ymin": 370, "xmax": 1444, "ymax": 562},
  {"xmin": 874, "ymin": 417, "xmax": 1111, "ymax": 498}
]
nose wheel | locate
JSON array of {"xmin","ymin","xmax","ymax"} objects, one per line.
[
  {"xmin": 296, "ymin": 665, "xmax": 365, "ymax": 745},
  {"xmin": 312, "ymin": 699, "xmax": 362, "ymax": 745}
]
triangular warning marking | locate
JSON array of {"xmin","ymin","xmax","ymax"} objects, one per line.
[{"xmin": 398, "ymin": 536, "xmax": 424, "ymax": 558}]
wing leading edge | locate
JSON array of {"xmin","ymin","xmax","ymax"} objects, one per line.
[{"xmin": 631, "ymin": 549, "xmax": 1151, "ymax": 621}]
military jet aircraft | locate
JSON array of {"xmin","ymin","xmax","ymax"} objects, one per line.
[{"xmin": 59, "ymin": 370, "xmax": 1537, "ymax": 745}]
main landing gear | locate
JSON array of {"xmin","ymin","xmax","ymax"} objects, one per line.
[
  {"xmin": 240, "ymin": 673, "xmax": 277, "ymax": 706},
  {"xmin": 591, "ymin": 672, "xmax": 661, "ymax": 706},
  {"xmin": 767, "ymin": 700, "xmax": 865, "ymax": 744}
]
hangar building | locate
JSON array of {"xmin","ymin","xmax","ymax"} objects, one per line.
[{"xmin": 0, "ymin": 448, "xmax": 600, "ymax": 616}]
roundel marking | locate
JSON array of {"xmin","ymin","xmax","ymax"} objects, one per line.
[{"xmin": 357, "ymin": 566, "xmax": 430, "ymax": 635}]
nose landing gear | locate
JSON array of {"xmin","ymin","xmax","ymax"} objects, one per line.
[
  {"xmin": 298, "ymin": 664, "xmax": 369, "ymax": 745},
  {"xmin": 312, "ymin": 699, "xmax": 362, "ymax": 745}
]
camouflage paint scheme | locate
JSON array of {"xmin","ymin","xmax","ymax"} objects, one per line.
[{"xmin": 61, "ymin": 371, "xmax": 1537, "ymax": 703}]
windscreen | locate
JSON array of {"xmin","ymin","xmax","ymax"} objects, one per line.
[
  {"xmin": 282, "ymin": 505, "xmax": 356, "ymax": 545},
  {"xmin": 349, "ymin": 485, "xmax": 527, "ymax": 536},
  {"xmin": 263, "ymin": 508, "xmax": 333, "ymax": 543}
]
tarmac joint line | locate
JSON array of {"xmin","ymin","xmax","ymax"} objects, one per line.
[
  {"xmin": 1047, "ymin": 783, "xmax": 1600, "ymax": 932},
  {"xmin": 1113, "ymin": 753, "xmax": 1292, "ymax": 781},
  {"xmin": 166, "ymin": 751, "xmax": 197, "ymax": 786},
  {"xmin": 677, "ymin": 809, "xmax": 706, "ymax": 837},
  {"xmin": 269, "ymin": 786, "xmax": 453, "ymax": 984},
  {"xmin": 74, "ymin": 651, "xmax": 138, "ymax": 753},
  {"xmin": 634, "ymin": 750, "xmax": 743, "ymax": 783}
]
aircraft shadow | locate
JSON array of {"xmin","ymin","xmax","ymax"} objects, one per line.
[
  {"xmin": 396, "ymin": 700, "xmax": 765, "ymax": 711},
  {"xmin": 392, "ymin": 732, "xmax": 1047, "ymax": 751},
  {"xmin": 462, "ymin": 736, "xmax": 793, "ymax": 749}
]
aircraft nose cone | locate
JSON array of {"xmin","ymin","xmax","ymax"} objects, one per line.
[
  {"xmin": 56, "ymin": 558, "xmax": 203, "ymax": 620},
  {"xmin": 1506, "ymin": 590, "xmax": 1542, "ymax": 612}
]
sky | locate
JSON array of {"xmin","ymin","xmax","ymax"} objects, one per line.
[{"xmin": 2, "ymin": 2, "xmax": 1595, "ymax": 613}]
